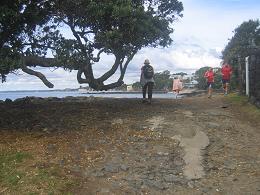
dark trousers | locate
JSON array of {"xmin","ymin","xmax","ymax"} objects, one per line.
[{"xmin": 142, "ymin": 82, "xmax": 154, "ymax": 99}]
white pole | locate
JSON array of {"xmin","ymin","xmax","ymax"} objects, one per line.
[{"xmin": 245, "ymin": 56, "xmax": 249, "ymax": 96}]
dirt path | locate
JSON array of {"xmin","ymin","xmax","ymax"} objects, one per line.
[{"xmin": 0, "ymin": 94, "xmax": 260, "ymax": 194}]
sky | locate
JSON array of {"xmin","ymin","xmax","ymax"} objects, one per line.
[{"xmin": 1, "ymin": 0, "xmax": 260, "ymax": 91}]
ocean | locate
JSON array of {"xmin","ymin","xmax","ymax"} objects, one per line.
[{"xmin": 0, "ymin": 91, "xmax": 179, "ymax": 101}]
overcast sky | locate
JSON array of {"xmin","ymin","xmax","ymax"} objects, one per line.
[{"xmin": 1, "ymin": 0, "xmax": 260, "ymax": 91}]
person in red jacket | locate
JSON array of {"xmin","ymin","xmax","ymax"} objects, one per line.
[
  {"xmin": 221, "ymin": 62, "xmax": 232, "ymax": 95},
  {"xmin": 204, "ymin": 67, "xmax": 214, "ymax": 98}
]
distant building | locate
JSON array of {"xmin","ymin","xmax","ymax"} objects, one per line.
[
  {"xmin": 184, "ymin": 80, "xmax": 198, "ymax": 88},
  {"xmin": 127, "ymin": 85, "xmax": 133, "ymax": 91},
  {"xmin": 78, "ymin": 85, "xmax": 92, "ymax": 93}
]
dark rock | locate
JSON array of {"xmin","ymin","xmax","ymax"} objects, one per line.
[
  {"xmin": 187, "ymin": 181, "xmax": 194, "ymax": 188},
  {"xmin": 104, "ymin": 163, "xmax": 120, "ymax": 173},
  {"xmin": 84, "ymin": 144, "xmax": 95, "ymax": 150},
  {"xmin": 99, "ymin": 139, "xmax": 107, "ymax": 144},
  {"xmin": 14, "ymin": 96, "xmax": 33, "ymax": 104},
  {"xmin": 207, "ymin": 122, "xmax": 220, "ymax": 129},
  {"xmin": 164, "ymin": 174, "xmax": 179, "ymax": 183},
  {"xmin": 120, "ymin": 164, "xmax": 129, "ymax": 171},
  {"xmin": 59, "ymin": 159, "xmax": 65, "ymax": 166},
  {"xmin": 71, "ymin": 165, "xmax": 81, "ymax": 173},
  {"xmin": 64, "ymin": 96, "xmax": 76, "ymax": 102},
  {"xmin": 30, "ymin": 97, "xmax": 45, "ymax": 103},
  {"xmin": 91, "ymin": 171, "xmax": 105, "ymax": 177},
  {"xmin": 201, "ymin": 187, "xmax": 212, "ymax": 193},
  {"xmin": 46, "ymin": 143, "xmax": 57, "ymax": 153},
  {"xmin": 97, "ymin": 188, "xmax": 110, "ymax": 194},
  {"xmin": 143, "ymin": 180, "xmax": 168, "ymax": 190},
  {"xmin": 5, "ymin": 98, "xmax": 12, "ymax": 103},
  {"xmin": 46, "ymin": 97, "xmax": 61, "ymax": 101},
  {"xmin": 128, "ymin": 180, "xmax": 143, "ymax": 189},
  {"xmin": 223, "ymin": 160, "xmax": 236, "ymax": 170},
  {"xmin": 173, "ymin": 157, "xmax": 184, "ymax": 166}
]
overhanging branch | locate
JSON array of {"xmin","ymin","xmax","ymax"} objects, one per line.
[
  {"xmin": 21, "ymin": 65, "xmax": 54, "ymax": 88},
  {"xmin": 92, "ymin": 49, "xmax": 105, "ymax": 62},
  {"xmin": 21, "ymin": 56, "xmax": 58, "ymax": 88},
  {"xmin": 77, "ymin": 68, "xmax": 90, "ymax": 84},
  {"xmin": 23, "ymin": 56, "xmax": 56, "ymax": 68},
  {"xmin": 97, "ymin": 55, "xmax": 123, "ymax": 82}
]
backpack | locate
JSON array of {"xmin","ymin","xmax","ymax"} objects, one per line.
[{"xmin": 143, "ymin": 64, "xmax": 154, "ymax": 79}]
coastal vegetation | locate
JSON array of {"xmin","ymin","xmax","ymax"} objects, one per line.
[{"xmin": 222, "ymin": 19, "xmax": 260, "ymax": 88}]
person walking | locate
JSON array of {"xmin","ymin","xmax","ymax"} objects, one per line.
[
  {"xmin": 221, "ymin": 61, "xmax": 232, "ymax": 96},
  {"xmin": 172, "ymin": 76, "xmax": 183, "ymax": 99},
  {"xmin": 204, "ymin": 67, "xmax": 214, "ymax": 98},
  {"xmin": 140, "ymin": 59, "xmax": 155, "ymax": 104}
]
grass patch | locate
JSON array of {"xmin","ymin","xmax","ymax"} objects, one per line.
[
  {"xmin": 227, "ymin": 93, "xmax": 260, "ymax": 119},
  {"xmin": 0, "ymin": 151, "xmax": 77, "ymax": 194},
  {"xmin": 0, "ymin": 151, "xmax": 32, "ymax": 187},
  {"xmin": 228, "ymin": 93, "xmax": 249, "ymax": 103}
]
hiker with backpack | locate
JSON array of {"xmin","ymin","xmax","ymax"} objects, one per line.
[{"xmin": 140, "ymin": 59, "xmax": 155, "ymax": 104}]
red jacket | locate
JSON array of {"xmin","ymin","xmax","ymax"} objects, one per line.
[
  {"xmin": 204, "ymin": 70, "xmax": 214, "ymax": 82},
  {"xmin": 221, "ymin": 65, "xmax": 232, "ymax": 80}
]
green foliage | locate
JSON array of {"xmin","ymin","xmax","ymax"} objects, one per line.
[
  {"xmin": 227, "ymin": 93, "xmax": 260, "ymax": 117},
  {"xmin": 132, "ymin": 70, "xmax": 174, "ymax": 90},
  {"xmin": 222, "ymin": 19, "xmax": 260, "ymax": 90},
  {"xmin": 173, "ymin": 72, "xmax": 187, "ymax": 77},
  {"xmin": 222, "ymin": 19, "xmax": 260, "ymax": 61},
  {"xmin": 0, "ymin": 150, "xmax": 76, "ymax": 194},
  {"xmin": 114, "ymin": 83, "xmax": 127, "ymax": 91},
  {"xmin": 132, "ymin": 81, "xmax": 142, "ymax": 90},
  {"xmin": 154, "ymin": 70, "xmax": 172, "ymax": 90},
  {"xmin": 0, "ymin": 0, "xmax": 183, "ymax": 89},
  {"xmin": 194, "ymin": 67, "xmax": 210, "ymax": 89},
  {"xmin": 0, "ymin": 151, "xmax": 32, "ymax": 187}
]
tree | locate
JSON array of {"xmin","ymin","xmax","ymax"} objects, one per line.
[
  {"xmin": 154, "ymin": 70, "xmax": 172, "ymax": 90},
  {"xmin": 222, "ymin": 19, "xmax": 260, "ymax": 61},
  {"xmin": 0, "ymin": 0, "xmax": 183, "ymax": 90},
  {"xmin": 172, "ymin": 72, "xmax": 187, "ymax": 77},
  {"xmin": 222, "ymin": 19, "xmax": 260, "ymax": 89},
  {"xmin": 132, "ymin": 81, "xmax": 142, "ymax": 90},
  {"xmin": 194, "ymin": 67, "xmax": 209, "ymax": 89}
]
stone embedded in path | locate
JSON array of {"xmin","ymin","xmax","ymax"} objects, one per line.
[
  {"xmin": 164, "ymin": 174, "xmax": 179, "ymax": 183},
  {"xmin": 104, "ymin": 163, "xmax": 120, "ymax": 173},
  {"xmin": 206, "ymin": 122, "xmax": 220, "ymax": 129}
]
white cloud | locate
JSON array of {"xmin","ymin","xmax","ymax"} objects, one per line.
[{"xmin": 1, "ymin": 0, "xmax": 260, "ymax": 90}]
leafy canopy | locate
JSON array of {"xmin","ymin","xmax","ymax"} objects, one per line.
[
  {"xmin": 222, "ymin": 19, "xmax": 260, "ymax": 62},
  {"xmin": 222, "ymin": 19, "xmax": 260, "ymax": 89},
  {"xmin": 0, "ymin": 0, "xmax": 183, "ymax": 90}
]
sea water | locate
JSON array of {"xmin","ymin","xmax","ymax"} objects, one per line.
[{"xmin": 0, "ymin": 91, "xmax": 181, "ymax": 101}]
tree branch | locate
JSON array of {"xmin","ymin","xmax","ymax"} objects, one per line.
[
  {"xmin": 21, "ymin": 65, "xmax": 54, "ymax": 88},
  {"xmin": 119, "ymin": 51, "xmax": 137, "ymax": 80},
  {"xmin": 94, "ymin": 80, "xmax": 124, "ymax": 90},
  {"xmin": 92, "ymin": 49, "xmax": 105, "ymax": 62},
  {"xmin": 23, "ymin": 56, "xmax": 56, "ymax": 68},
  {"xmin": 77, "ymin": 68, "xmax": 90, "ymax": 84},
  {"xmin": 97, "ymin": 55, "xmax": 123, "ymax": 82}
]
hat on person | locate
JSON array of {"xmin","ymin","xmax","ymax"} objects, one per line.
[{"xmin": 144, "ymin": 59, "xmax": 150, "ymax": 64}]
